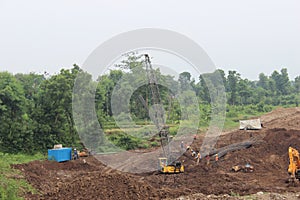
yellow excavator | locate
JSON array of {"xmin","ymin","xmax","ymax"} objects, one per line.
[
  {"xmin": 288, "ymin": 147, "xmax": 300, "ymax": 183},
  {"xmin": 158, "ymin": 157, "xmax": 184, "ymax": 173}
]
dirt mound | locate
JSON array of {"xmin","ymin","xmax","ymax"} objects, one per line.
[
  {"xmin": 13, "ymin": 107, "xmax": 300, "ymax": 199},
  {"xmin": 14, "ymin": 157, "xmax": 162, "ymax": 200},
  {"xmin": 260, "ymin": 107, "xmax": 300, "ymax": 130}
]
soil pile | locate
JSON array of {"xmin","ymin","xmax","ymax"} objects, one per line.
[{"xmin": 13, "ymin": 107, "xmax": 300, "ymax": 199}]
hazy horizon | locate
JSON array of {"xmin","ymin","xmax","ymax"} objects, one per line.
[{"xmin": 0, "ymin": 0, "xmax": 299, "ymax": 81}]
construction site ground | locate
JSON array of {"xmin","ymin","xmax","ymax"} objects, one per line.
[{"xmin": 13, "ymin": 107, "xmax": 300, "ymax": 200}]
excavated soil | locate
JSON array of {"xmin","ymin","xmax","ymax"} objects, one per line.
[{"xmin": 13, "ymin": 107, "xmax": 300, "ymax": 199}]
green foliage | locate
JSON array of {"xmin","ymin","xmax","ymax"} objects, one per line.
[
  {"xmin": 0, "ymin": 72, "xmax": 33, "ymax": 153},
  {"xmin": 226, "ymin": 110, "xmax": 238, "ymax": 118},
  {"xmin": 0, "ymin": 152, "xmax": 45, "ymax": 199},
  {"xmin": 227, "ymin": 70, "xmax": 240, "ymax": 105},
  {"xmin": 31, "ymin": 66, "xmax": 82, "ymax": 151},
  {"xmin": 105, "ymin": 124, "xmax": 164, "ymax": 150},
  {"xmin": 198, "ymin": 104, "xmax": 211, "ymax": 126},
  {"xmin": 2, "ymin": 55, "xmax": 299, "ymax": 197},
  {"xmin": 222, "ymin": 104, "xmax": 276, "ymax": 130},
  {"xmin": 0, "ymin": 53, "xmax": 299, "ymax": 155},
  {"xmin": 108, "ymin": 132, "xmax": 141, "ymax": 150},
  {"xmin": 150, "ymin": 141, "xmax": 159, "ymax": 147},
  {"xmin": 169, "ymin": 126, "xmax": 179, "ymax": 136}
]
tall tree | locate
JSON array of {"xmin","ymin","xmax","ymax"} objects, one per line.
[
  {"xmin": 257, "ymin": 73, "xmax": 269, "ymax": 90},
  {"xmin": 198, "ymin": 74, "xmax": 210, "ymax": 103},
  {"xmin": 294, "ymin": 76, "xmax": 300, "ymax": 93},
  {"xmin": 227, "ymin": 70, "xmax": 240, "ymax": 105},
  {"xmin": 0, "ymin": 72, "xmax": 33, "ymax": 153},
  {"xmin": 32, "ymin": 66, "xmax": 81, "ymax": 150},
  {"xmin": 178, "ymin": 72, "xmax": 191, "ymax": 91},
  {"xmin": 270, "ymin": 68, "xmax": 291, "ymax": 95},
  {"xmin": 237, "ymin": 79, "xmax": 253, "ymax": 104}
]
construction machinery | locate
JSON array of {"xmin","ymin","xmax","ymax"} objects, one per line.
[
  {"xmin": 288, "ymin": 147, "xmax": 300, "ymax": 183},
  {"xmin": 158, "ymin": 157, "xmax": 184, "ymax": 173},
  {"xmin": 142, "ymin": 54, "xmax": 184, "ymax": 173},
  {"xmin": 78, "ymin": 150, "xmax": 89, "ymax": 157}
]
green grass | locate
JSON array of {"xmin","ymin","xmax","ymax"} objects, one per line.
[
  {"xmin": 222, "ymin": 105, "xmax": 278, "ymax": 131},
  {"xmin": 102, "ymin": 110, "xmax": 271, "ymax": 150},
  {"xmin": 101, "ymin": 104, "xmax": 284, "ymax": 150},
  {"xmin": 0, "ymin": 152, "xmax": 45, "ymax": 200}
]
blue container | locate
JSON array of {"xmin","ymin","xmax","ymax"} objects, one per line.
[{"xmin": 48, "ymin": 148, "xmax": 72, "ymax": 162}]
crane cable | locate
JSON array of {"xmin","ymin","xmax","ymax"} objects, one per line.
[{"xmin": 143, "ymin": 54, "xmax": 169, "ymax": 159}]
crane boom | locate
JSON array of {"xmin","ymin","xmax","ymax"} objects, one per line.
[
  {"xmin": 143, "ymin": 54, "xmax": 169, "ymax": 158},
  {"xmin": 144, "ymin": 54, "xmax": 164, "ymax": 129}
]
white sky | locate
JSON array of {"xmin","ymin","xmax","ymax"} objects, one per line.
[{"xmin": 0, "ymin": 0, "xmax": 299, "ymax": 80}]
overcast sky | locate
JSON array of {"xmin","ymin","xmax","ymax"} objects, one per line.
[{"xmin": 0, "ymin": 0, "xmax": 299, "ymax": 80}]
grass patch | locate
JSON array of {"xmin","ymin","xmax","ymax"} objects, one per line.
[
  {"xmin": 222, "ymin": 104, "xmax": 277, "ymax": 131},
  {"xmin": 0, "ymin": 152, "xmax": 45, "ymax": 200},
  {"xmin": 101, "ymin": 104, "xmax": 282, "ymax": 150}
]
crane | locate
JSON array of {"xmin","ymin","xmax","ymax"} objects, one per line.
[
  {"xmin": 143, "ymin": 54, "xmax": 170, "ymax": 159},
  {"xmin": 142, "ymin": 54, "xmax": 184, "ymax": 174}
]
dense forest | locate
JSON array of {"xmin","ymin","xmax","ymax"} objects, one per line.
[{"xmin": 0, "ymin": 54, "xmax": 299, "ymax": 154}]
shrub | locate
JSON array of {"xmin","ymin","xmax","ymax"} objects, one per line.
[{"xmin": 226, "ymin": 110, "xmax": 238, "ymax": 118}]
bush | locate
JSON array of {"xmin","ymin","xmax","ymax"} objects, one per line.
[
  {"xmin": 244, "ymin": 105, "xmax": 258, "ymax": 115},
  {"xmin": 169, "ymin": 126, "xmax": 179, "ymax": 136},
  {"xmin": 226, "ymin": 110, "xmax": 238, "ymax": 118},
  {"xmin": 150, "ymin": 141, "xmax": 159, "ymax": 147}
]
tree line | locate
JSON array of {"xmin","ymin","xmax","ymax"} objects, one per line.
[{"xmin": 0, "ymin": 54, "xmax": 299, "ymax": 153}]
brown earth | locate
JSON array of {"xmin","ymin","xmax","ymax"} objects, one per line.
[{"xmin": 13, "ymin": 107, "xmax": 300, "ymax": 200}]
